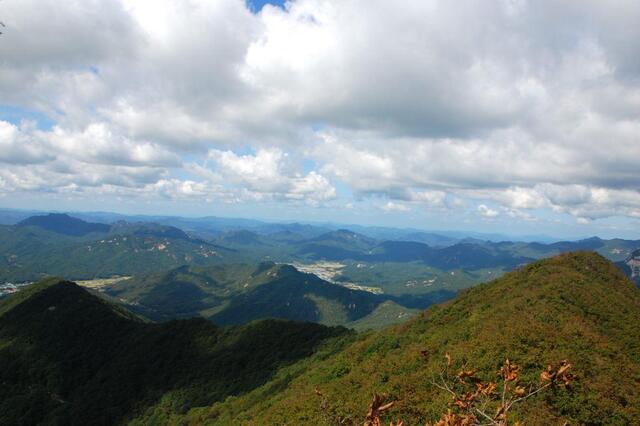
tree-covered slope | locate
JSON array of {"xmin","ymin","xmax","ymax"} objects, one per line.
[
  {"xmin": 168, "ymin": 252, "xmax": 640, "ymax": 425},
  {"xmin": 104, "ymin": 262, "xmax": 452, "ymax": 328},
  {"xmin": 0, "ymin": 224, "xmax": 239, "ymax": 282},
  {"xmin": 0, "ymin": 280, "xmax": 348, "ymax": 426}
]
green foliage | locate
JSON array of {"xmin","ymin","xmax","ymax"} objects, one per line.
[
  {"xmin": 168, "ymin": 252, "xmax": 640, "ymax": 425},
  {"xmin": 335, "ymin": 261, "xmax": 502, "ymax": 296},
  {"xmin": 105, "ymin": 263, "xmax": 450, "ymax": 329},
  {"xmin": 345, "ymin": 301, "xmax": 418, "ymax": 332},
  {"xmin": 0, "ymin": 280, "xmax": 349, "ymax": 425},
  {"xmin": 0, "ymin": 224, "xmax": 242, "ymax": 282}
]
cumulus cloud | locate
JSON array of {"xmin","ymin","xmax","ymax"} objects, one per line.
[
  {"xmin": 0, "ymin": 0, "xmax": 639, "ymax": 221},
  {"xmin": 478, "ymin": 204, "xmax": 500, "ymax": 218},
  {"xmin": 0, "ymin": 121, "xmax": 54, "ymax": 164},
  {"xmin": 381, "ymin": 201, "xmax": 411, "ymax": 213},
  {"xmin": 190, "ymin": 148, "xmax": 336, "ymax": 205}
]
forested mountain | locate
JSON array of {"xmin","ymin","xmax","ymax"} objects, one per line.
[
  {"xmin": 16, "ymin": 213, "xmax": 111, "ymax": 236},
  {"xmin": 0, "ymin": 279, "xmax": 348, "ymax": 425},
  {"xmin": 104, "ymin": 262, "xmax": 444, "ymax": 329},
  {"xmin": 0, "ymin": 216, "xmax": 240, "ymax": 282},
  {"xmin": 155, "ymin": 252, "xmax": 640, "ymax": 425},
  {"xmin": 3, "ymin": 213, "xmax": 640, "ymax": 306},
  {"xmin": 2, "ymin": 253, "xmax": 639, "ymax": 424}
]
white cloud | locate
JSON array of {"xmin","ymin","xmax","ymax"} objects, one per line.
[
  {"xmin": 478, "ymin": 204, "xmax": 499, "ymax": 218},
  {"xmin": 0, "ymin": 121, "xmax": 54, "ymax": 164},
  {"xmin": 192, "ymin": 148, "xmax": 336, "ymax": 205},
  {"xmin": 381, "ymin": 201, "xmax": 411, "ymax": 213},
  {"xmin": 0, "ymin": 0, "xmax": 639, "ymax": 222}
]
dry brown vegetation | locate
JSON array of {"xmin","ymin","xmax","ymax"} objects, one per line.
[
  {"xmin": 426, "ymin": 354, "xmax": 575, "ymax": 426},
  {"xmin": 315, "ymin": 353, "xmax": 575, "ymax": 426}
]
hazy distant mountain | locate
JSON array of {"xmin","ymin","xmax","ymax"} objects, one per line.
[
  {"xmin": 17, "ymin": 213, "xmax": 110, "ymax": 236},
  {"xmin": 108, "ymin": 220, "xmax": 192, "ymax": 241},
  {"xmin": 0, "ymin": 209, "xmax": 42, "ymax": 225},
  {"xmin": 395, "ymin": 231, "xmax": 459, "ymax": 246},
  {"xmin": 4, "ymin": 211, "xmax": 640, "ymax": 293},
  {"xmin": 616, "ymin": 249, "xmax": 640, "ymax": 287},
  {"xmin": 216, "ymin": 230, "xmax": 268, "ymax": 246}
]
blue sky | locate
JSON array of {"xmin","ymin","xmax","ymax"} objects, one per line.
[
  {"xmin": 0, "ymin": 105, "xmax": 54, "ymax": 130},
  {"xmin": 247, "ymin": 0, "xmax": 286, "ymax": 12},
  {"xmin": 1, "ymin": 0, "xmax": 640, "ymax": 240}
]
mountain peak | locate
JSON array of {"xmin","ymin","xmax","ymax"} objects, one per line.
[
  {"xmin": 457, "ymin": 251, "xmax": 636, "ymax": 305},
  {"xmin": 17, "ymin": 213, "xmax": 110, "ymax": 236},
  {"xmin": 0, "ymin": 278, "xmax": 139, "ymax": 327},
  {"xmin": 0, "ymin": 277, "xmax": 346, "ymax": 426},
  {"xmin": 108, "ymin": 220, "xmax": 191, "ymax": 240},
  {"xmin": 208, "ymin": 251, "xmax": 640, "ymax": 424}
]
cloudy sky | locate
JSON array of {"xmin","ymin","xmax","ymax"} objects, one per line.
[{"xmin": 1, "ymin": 0, "xmax": 639, "ymax": 238}]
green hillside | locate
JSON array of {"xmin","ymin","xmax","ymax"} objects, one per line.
[
  {"xmin": 0, "ymin": 224, "xmax": 240, "ymax": 282},
  {"xmin": 161, "ymin": 252, "xmax": 640, "ymax": 425},
  {"xmin": 0, "ymin": 280, "xmax": 348, "ymax": 426},
  {"xmin": 104, "ymin": 262, "xmax": 451, "ymax": 328}
]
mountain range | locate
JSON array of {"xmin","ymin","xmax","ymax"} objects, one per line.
[
  {"xmin": 0, "ymin": 214, "xmax": 242, "ymax": 282},
  {"xmin": 142, "ymin": 252, "xmax": 640, "ymax": 425},
  {"xmin": 1, "ymin": 252, "xmax": 638, "ymax": 424},
  {"xmin": 3, "ymin": 213, "xmax": 640, "ymax": 329},
  {"xmin": 103, "ymin": 262, "xmax": 443, "ymax": 329},
  {"xmin": 0, "ymin": 278, "xmax": 348, "ymax": 425}
]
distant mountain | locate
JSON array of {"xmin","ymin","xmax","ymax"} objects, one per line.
[
  {"xmin": 307, "ymin": 229, "xmax": 379, "ymax": 250},
  {"xmin": 216, "ymin": 230, "xmax": 268, "ymax": 246},
  {"xmin": 0, "ymin": 279, "xmax": 347, "ymax": 425},
  {"xmin": 266, "ymin": 229, "xmax": 309, "ymax": 243},
  {"xmin": 17, "ymin": 213, "xmax": 110, "ymax": 236},
  {"xmin": 167, "ymin": 252, "xmax": 640, "ymax": 425},
  {"xmin": 256, "ymin": 222, "xmax": 331, "ymax": 239},
  {"xmin": 104, "ymin": 262, "xmax": 445, "ymax": 328},
  {"xmin": 0, "ymin": 222, "xmax": 239, "ymax": 282},
  {"xmin": 4, "ymin": 210, "xmax": 640, "ymax": 299},
  {"xmin": 297, "ymin": 237, "xmax": 534, "ymax": 270},
  {"xmin": 108, "ymin": 220, "xmax": 192, "ymax": 241},
  {"xmin": 396, "ymin": 231, "xmax": 459, "ymax": 246},
  {"xmin": 295, "ymin": 229, "xmax": 379, "ymax": 260},
  {"xmin": 0, "ymin": 209, "xmax": 42, "ymax": 225},
  {"xmin": 616, "ymin": 248, "xmax": 640, "ymax": 286},
  {"xmin": 527, "ymin": 236, "xmax": 605, "ymax": 253}
]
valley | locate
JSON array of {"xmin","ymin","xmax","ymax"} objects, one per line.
[{"xmin": 2, "ymin": 212, "xmax": 640, "ymax": 331}]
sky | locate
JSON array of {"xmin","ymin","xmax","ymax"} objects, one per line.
[{"xmin": 0, "ymin": 0, "xmax": 639, "ymax": 239}]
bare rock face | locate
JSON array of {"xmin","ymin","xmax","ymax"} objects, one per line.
[{"xmin": 625, "ymin": 249, "xmax": 640, "ymax": 278}]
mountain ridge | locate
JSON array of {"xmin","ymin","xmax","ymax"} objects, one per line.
[
  {"xmin": 0, "ymin": 279, "xmax": 349, "ymax": 425},
  {"xmin": 164, "ymin": 251, "xmax": 640, "ymax": 425},
  {"xmin": 17, "ymin": 213, "xmax": 110, "ymax": 236}
]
